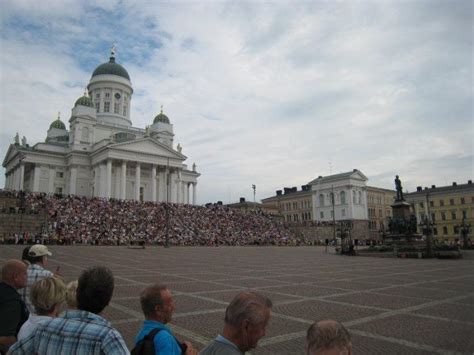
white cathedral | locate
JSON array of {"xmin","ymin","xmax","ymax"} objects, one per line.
[{"xmin": 3, "ymin": 48, "xmax": 200, "ymax": 204}]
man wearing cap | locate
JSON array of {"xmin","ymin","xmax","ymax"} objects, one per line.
[{"xmin": 19, "ymin": 245, "xmax": 59, "ymax": 312}]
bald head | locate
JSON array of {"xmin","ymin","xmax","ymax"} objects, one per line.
[
  {"xmin": 306, "ymin": 320, "xmax": 352, "ymax": 355},
  {"xmin": 1, "ymin": 259, "xmax": 28, "ymax": 289}
]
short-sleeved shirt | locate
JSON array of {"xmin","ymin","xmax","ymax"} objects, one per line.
[
  {"xmin": 18, "ymin": 264, "xmax": 53, "ymax": 312},
  {"xmin": 7, "ymin": 310, "xmax": 129, "ymax": 355},
  {"xmin": 0, "ymin": 282, "xmax": 29, "ymax": 337},
  {"xmin": 135, "ymin": 320, "xmax": 182, "ymax": 355}
]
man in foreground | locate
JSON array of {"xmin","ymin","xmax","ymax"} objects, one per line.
[
  {"xmin": 306, "ymin": 320, "xmax": 352, "ymax": 355},
  {"xmin": 9, "ymin": 266, "xmax": 129, "ymax": 354},
  {"xmin": 135, "ymin": 283, "xmax": 197, "ymax": 354},
  {"xmin": 200, "ymin": 291, "xmax": 272, "ymax": 355},
  {"xmin": 0, "ymin": 260, "xmax": 28, "ymax": 354}
]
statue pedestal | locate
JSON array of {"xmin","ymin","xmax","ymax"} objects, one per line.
[{"xmin": 392, "ymin": 200, "xmax": 411, "ymax": 220}]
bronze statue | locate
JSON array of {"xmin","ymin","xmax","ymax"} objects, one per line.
[{"xmin": 395, "ymin": 175, "xmax": 404, "ymax": 201}]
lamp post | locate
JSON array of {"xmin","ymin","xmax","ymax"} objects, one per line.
[
  {"xmin": 252, "ymin": 184, "xmax": 256, "ymax": 210},
  {"xmin": 457, "ymin": 216, "xmax": 471, "ymax": 249}
]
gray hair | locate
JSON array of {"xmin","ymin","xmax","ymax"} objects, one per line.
[
  {"xmin": 224, "ymin": 291, "xmax": 272, "ymax": 327},
  {"xmin": 306, "ymin": 320, "xmax": 352, "ymax": 355}
]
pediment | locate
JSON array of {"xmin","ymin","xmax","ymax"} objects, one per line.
[
  {"xmin": 2, "ymin": 144, "xmax": 20, "ymax": 167},
  {"xmin": 108, "ymin": 138, "xmax": 186, "ymax": 160}
]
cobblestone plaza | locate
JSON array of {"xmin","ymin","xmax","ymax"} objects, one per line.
[{"xmin": 1, "ymin": 246, "xmax": 473, "ymax": 354}]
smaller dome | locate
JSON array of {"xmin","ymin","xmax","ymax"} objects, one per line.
[
  {"xmin": 75, "ymin": 93, "xmax": 94, "ymax": 108},
  {"xmin": 153, "ymin": 108, "xmax": 170, "ymax": 124},
  {"xmin": 50, "ymin": 116, "xmax": 66, "ymax": 130}
]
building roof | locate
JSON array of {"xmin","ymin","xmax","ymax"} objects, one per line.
[
  {"xmin": 49, "ymin": 118, "xmax": 66, "ymax": 130},
  {"xmin": 91, "ymin": 56, "xmax": 130, "ymax": 81},
  {"xmin": 74, "ymin": 93, "xmax": 94, "ymax": 108},
  {"xmin": 308, "ymin": 169, "xmax": 367, "ymax": 185},
  {"xmin": 153, "ymin": 109, "xmax": 170, "ymax": 124},
  {"xmin": 261, "ymin": 189, "xmax": 312, "ymax": 203},
  {"xmin": 406, "ymin": 181, "xmax": 474, "ymax": 197}
]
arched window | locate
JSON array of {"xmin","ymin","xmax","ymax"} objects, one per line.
[
  {"xmin": 340, "ymin": 191, "xmax": 346, "ymax": 204},
  {"xmin": 353, "ymin": 191, "xmax": 356, "ymax": 204},
  {"xmin": 319, "ymin": 194, "xmax": 325, "ymax": 207}
]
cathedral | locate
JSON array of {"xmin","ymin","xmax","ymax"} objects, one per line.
[{"xmin": 2, "ymin": 48, "xmax": 200, "ymax": 204}]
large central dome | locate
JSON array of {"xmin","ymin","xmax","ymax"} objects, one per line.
[{"xmin": 91, "ymin": 56, "xmax": 130, "ymax": 81}]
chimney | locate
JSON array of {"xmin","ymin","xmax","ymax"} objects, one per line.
[
  {"xmin": 424, "ymin": 187, "xmax": 428, "ymax": 190},
  {"xmin": 452, "ymin": 182, "xmax": 457, "ymax": 186},
  {"xmin": 239, "ymin": 197, "xmax": 245, "ymax": 203},
  {"xmin": 284, "ymin": 187, "xmax": 291, "ymax": 194},
  {"xmin": 431, "ymin": 185, "xmax": 436, "ymax": 189},
  {"xmin": 468, "ymin": 180, "xmax": 472, "ymax": 184},
  {"xmin": 416, "ymin": 186, "xmax": 422, "ymax": 192},
  {"xmin": 292, "ymin": 187, "xmax": 297, "ymax": 193},
  {"xmin": 217, "ymin": 201, "xmax": 223, "ymax": 205},
  {"xmin": 318, "ymin": 176, "xmax": 323, "ymax": 179},
  {"xmin": 276, "ymin": 190, "xmax": 282, "ymax": 196}
]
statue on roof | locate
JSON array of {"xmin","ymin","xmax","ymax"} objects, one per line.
[
  {"xmin": 14, "ymin": 132, "xmax": 20, "ymax": 144},
  {"xmin": 192, "ymin": 163, "xmax": 196, "ymax": 172},
  {"xmin": 21, "ymin": 136, "xmax": 27, "ymax": 146},
  {"xmin": 177, "ymin": 143, "xmax": 182, "ymax": 153},
  {"xmin": 111, "ymin": 43, "xmax": 116, "ymax": 58}
]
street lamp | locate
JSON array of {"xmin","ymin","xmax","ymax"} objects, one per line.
[
  {"xmin": 252, "ymin": 184, "xmax": 256, "ymax": 210},
  {"xmin": 456, "ymin": 216, "xmax": 471, "ymax": 249}
]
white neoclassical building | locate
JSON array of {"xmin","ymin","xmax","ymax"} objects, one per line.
[
  {"xmin": 308, "ymin": 169, "xmax": 368, "ymax": 222},
  {"xmin": 3, "ymin": 49, "xmax": 200, "ymax": 204}
]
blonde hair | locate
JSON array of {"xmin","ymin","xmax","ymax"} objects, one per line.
[
  {"xmin": 30, "ymin": 277, "xmax": 66, "ymax": 315},
  {"xmin": 66, "ymin": 280, "xmax": 78, "ymax": 309}
]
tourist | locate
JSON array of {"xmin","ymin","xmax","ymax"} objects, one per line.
[
  {"xmin": 134, "ymin": 284, "xmax": 197, "ymax": 354},
  {"xmin": 9, "ymin": 266, "xmax": 129, "ymax": 354},
  {"xmin": 19, "ymin": 244, "xmax": 58, "ymax": 312},
  {"xmin": 0, "ymin": 260, "xmax": 28, "ymax": 354},
  {"xmin": 305, "ymin": 320, "xmax": 352, "ymax": 355},
  {"xmin": 199, "ymin": 291, "xmax": 272, "ymax": 355},
  {"xmin": 17, "ymin": 277, "xmax": 66, "ymax": 340}
]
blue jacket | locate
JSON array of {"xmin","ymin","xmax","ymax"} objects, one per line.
[{"xmin": 135, "ymin": 320, "xmax": 182, "ymax": 355}]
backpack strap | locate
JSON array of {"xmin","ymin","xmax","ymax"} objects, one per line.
[{"xmin": 145, "ymin": 327, "xmax": 162, "ymax": 341}]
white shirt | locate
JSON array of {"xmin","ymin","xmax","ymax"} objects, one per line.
[{"xmin": 17, "ymin": 313, "xmax": 52, "ymax": 340}]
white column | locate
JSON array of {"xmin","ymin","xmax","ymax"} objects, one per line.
[
  {"xmin": 186, "ymin": 183, "xmax": 190, "ymax": 204},
  {"xmin": 114, "ymin": 164, "xmax": 121, "ymax": 199},
  {"xmin": 121, "ymin": 161, "xmax": 127, "ymax": 200},
  {"xmin": 69, "ymin": 166, "xmax": 77, "ymax": 195},
  {"xmin": 48, "ymin": 166, "xmax": 55, "ymax": 193},
  {"xmin": 151, "ymin": 165, "xmax": 157, "ymax": 202},
  {"xmin": 176, "ymin": 173, "xmax": 181, "ymax": 203},
  {"xmin": 94, "ymin": 165, "xmax": 100, "ymax": 197},
  {"xmin": 33, "ymin": 165, "xmax": 41, "ymax": 192},
  {"xmin": 19, "ymin": 163, "xmax": 25, "ymax": 191},
  {"xmin": 192, "ymin": 182, "xmax": 197, "ymax": 205},
  {"xmin": 99, "ymin": 164, "xmax": 106, "ymax": 197},
  {"xmin": 164, "ymin": 168, "xmax": 170, "ymax": 202},
  {"xmin": 106, "ymin": 159, "xmax": 112, "ymax": 199},
  {"xmin": 135, "ymin": 163, "xmax": 141, "ymax": 201}
]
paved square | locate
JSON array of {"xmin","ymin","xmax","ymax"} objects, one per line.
[{"xmin": 1, "ymin": 246, "xmax": 473, "ymax": 354}]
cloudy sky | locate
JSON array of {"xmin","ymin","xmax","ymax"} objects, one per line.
[{"xmin": 0, "ymin": 0, "xmax": 472, "ymax": 204}]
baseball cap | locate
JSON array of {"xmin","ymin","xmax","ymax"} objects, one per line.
[{"xmin": 28, "ymin": 244, "xmax": 52, "ymax": 257}]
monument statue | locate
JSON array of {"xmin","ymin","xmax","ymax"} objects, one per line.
[
  {"xmin": 21, "ymin": 136, "xmax": 27, "ymax": 146},
  {"xmin": 14, "ymin": 132, "xmax": 20, "ymax": 144},
  {"xmin": 177, "ymin": 143, "xmax": 182, "ymax": 153},
  {"xmin": 395, "ymin": 175, "xmax": 404, "ymax": 201},
  {"xmin": 192, "ymin": 163, "xmax": 196, "ymax": 172}
]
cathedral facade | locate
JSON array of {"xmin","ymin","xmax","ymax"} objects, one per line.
[{"xmin": 3, "ymin": 49, "xmax": 200, "ymax": 204}]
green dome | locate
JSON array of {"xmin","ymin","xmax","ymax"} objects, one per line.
[
  {"xmin": 92, "ymin": 57, "xmax": 130, "ymax": 80},
  {"xmin": 50, "ymin": 118, "xmax": 66, "ymax": 130},
  {"xmin": 153, "ymin": 110, "xmax": 170, "ymax": 124},
  {"xmin": 74, "ymin": 94, "xmax": 94, "ymax": 107}
]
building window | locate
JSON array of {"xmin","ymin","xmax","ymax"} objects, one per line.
[
  {"xmin": 431, "ymin": 213, "xmax": 436, "ymax": 222},
  {"xmin": 430, "ymin": 200, "xmax": 434, "ymax": 207},
  {"xmin": 341, "ymin": 209, "xmax": 346, "ymax": 217},
  {"xmin": 340, "ymin": 191, "xmax": 346, "ymax": 204},
  {"xmin": 462, "ymin": 210, "xmax": 467, "ymax": 219},
  {"xmin": 104, "ymin": 102, "xmax": 110, "ymax": 112},
  {"xmin": 433, "ymin": 228, "xmax": 438, "ymax": 235},
  {"xmin": 320, "ymin": 211, "xmax": 324, "ymax": 219},
  {"xmin": 330, "ymin": 210, "xmax": 334, "ymax": 218},
  {"xmin": 353, "ymin": 191, "xmax": 356, "ymax": 204},
  {"xmin": 56, "ymin": 172, "xmax": 64, "ymax": 178},
  {"xmin": 358, "ymin": 191, "xmax": 362, "ymax": 204},
  {"xmin": 443, "ymin": 226, "xmax": 448, "ymax": 234},
  {"xmin": 451, "ymin": 211, "xmax": 456, "ymax": 220},
  {"xmin": 450, "ymin": 199, "xmax": 454, "ymax": 206},
  {"xmin": 123, "ymin": 105, "xmax": 127, "ymax": 116},
  {"xmin": 55, "ymin": 187, "xmax": 63, "ymax": 194},
  {"xmin": 420, "ymin": 202, "xmax": 424, "ymax": 208},
  {"xmin": 95, "ymin": 93, "xmax": 100, "ymax": 99},
  {"xmin": 114, "ymin": 103, "xmax": 120, "ymax": 114},
  {"xmin": 454, "ymin": 226, "xmax": 460, "ymax": 234},
  {"xmin": 441, "ymin": 212, "xmax": 446, "ymax": 221},
  {"xmin": 460, "ymin": 197, "xmax": 465, "ymax": 205},
  {"xmin": 379, "ymin": 209, "xmax": 382, "ymax": 217},
  {"xmin": 95, "ymin": 102, "xmax": 100, "ymax": 112},
  {"xmin": 440, "ymin": 200, "xmax": 444, "ymax": 206},
  {"xmin": 105, "ymin": 92, "xmax": 110, "ymax": 98},
  {"xmin": 319, "ymin": 194, "xmax": 324, "ymax": 207}
]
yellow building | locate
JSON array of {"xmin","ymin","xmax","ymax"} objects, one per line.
[
  {"xmin": 405, "ymin": 180, "xmax": 473, "ymax": 242},
  {"xmin": 261, "ymin": 186, "xmax": 312, "ymax": 223},
  {"xmin": 366, "ymin": 186, "xmax": 396, "ymax": 239}
]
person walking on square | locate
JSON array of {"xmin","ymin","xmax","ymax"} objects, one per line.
[
  {"xmin": 134, "ymin": 283, "xmax": 197, "ymax": 355},
  {"xmin": 0, "ymin": 260, "xmax": 29, "ymax": 354},
  {"xmin": 9, "ymin": 266, "xmax": 129, "ymax": 355},
  {"xmin": 199, "ymin": 291, "xmax": 272, "ymax": 355},
  {"xmin": 19, "ymin": 244, "xmax": 59, "ymax": 312},
  {"xmin": 306, "ymin": 320, "xmax": 352, "ymax": 355}
]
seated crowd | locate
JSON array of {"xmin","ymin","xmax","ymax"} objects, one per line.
[
  {"xmin": 1, "ymin": 190, "xmax": 310, "ymax": 246},
  {"xmin": 0, "ymin": 247, "xmax": 352, "ymax": 355}
]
